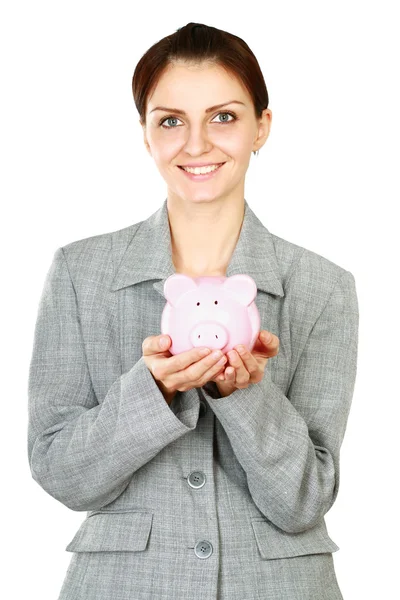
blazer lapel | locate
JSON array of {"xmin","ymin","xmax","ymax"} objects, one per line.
[{"xmin": 110, "ymin": 198, "xmax": 285, "ymax": 300}]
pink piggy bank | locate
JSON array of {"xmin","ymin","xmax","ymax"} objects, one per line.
[{"xmin": 161, "ymin": 274, "xmax": 261, "ymax": 356}]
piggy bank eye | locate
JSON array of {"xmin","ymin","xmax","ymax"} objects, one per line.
[{"xmin": 214, "ymin": 300, "xmax": 218, "ymax": 304}]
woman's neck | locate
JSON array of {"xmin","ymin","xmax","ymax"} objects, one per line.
[{"xmin": 167, "ymin": 196, "xmax": 245, "ymax": 277}]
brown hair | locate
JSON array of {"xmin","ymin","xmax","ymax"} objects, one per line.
[{"xmin": 132, "ymin": 22, "xmax": 269, "ymax": 156}]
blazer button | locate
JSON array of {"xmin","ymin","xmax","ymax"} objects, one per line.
[
  {"xmin": 194, "ymin": 540, "xmax": 213, "ymax": 559},
  {"xmin": 187, "ymin": 471, "xmax": 206, "ymax": 489},
  {"xmin": 199, "ymin": 400, "xmax": 207, "ymax": 417}
]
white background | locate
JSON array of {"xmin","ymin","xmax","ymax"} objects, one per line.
[{"xmin": 1, "ymin": 1, "xmax": 398, "ymax": 598}]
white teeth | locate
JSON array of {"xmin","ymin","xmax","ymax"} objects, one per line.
[{"xmin": 182, "ymin": 164, "xmax": 221, "ymax": 175}]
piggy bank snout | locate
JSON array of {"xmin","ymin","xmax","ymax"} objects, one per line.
[{"xmin": 189, "ymin": 322, "xmax": 228, "ymax": 350}]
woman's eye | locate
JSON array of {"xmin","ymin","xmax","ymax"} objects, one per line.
[
  {"xmin": 160, "ymin": 116, "xmax": 181, "ymax": 129},
  {"xmin": 159, "ymin": 111, "xmax": 236, "ymax": 129}
]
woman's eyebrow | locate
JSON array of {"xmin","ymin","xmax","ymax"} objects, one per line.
[{"xmin": 149, "ymin": 100, "xmax": 246, "ymax": 115}]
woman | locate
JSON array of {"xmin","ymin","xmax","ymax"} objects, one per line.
[{"xmin": 28, "ymin": 22, "xmax": 359, "ymax": 600}]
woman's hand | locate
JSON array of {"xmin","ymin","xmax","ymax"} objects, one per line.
[
  {"xmin": 142, "ymin": 334, "xmax": 228, "ymax": 404},
  {"xmin": 209, "ymin": 330, "xmax": 280, "ymax": 398}
]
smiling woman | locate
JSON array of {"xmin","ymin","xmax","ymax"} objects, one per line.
[{"xmin": 28, "ymin": 21, "xmax": 358, "ymax": 600}]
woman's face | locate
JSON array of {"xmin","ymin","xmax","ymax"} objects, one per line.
[{"xmin": 142, "ymin": 61, "xmax": 271, "ymax": 205}]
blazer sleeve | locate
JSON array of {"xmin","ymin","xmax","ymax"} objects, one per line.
[
  {"xmin": 202, "ymin": 269, "xmax": 359, "ymax": 534},
  {"xmin": 27, "ymin": 247, "xmax": 199, "ymax": 512}
]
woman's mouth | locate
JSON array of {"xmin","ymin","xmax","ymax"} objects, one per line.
[{"xmin": 177, "ymin": 162, "xmax": 226, "ymax": 181}]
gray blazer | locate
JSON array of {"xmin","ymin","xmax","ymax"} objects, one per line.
[{"xmin": 27, "ymin": 198, "xmax": 359, "ymax": 600}]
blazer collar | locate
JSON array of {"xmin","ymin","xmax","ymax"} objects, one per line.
[{"xmin": 110, "ymin": 198, "xmax": 284, "ymax": 298}]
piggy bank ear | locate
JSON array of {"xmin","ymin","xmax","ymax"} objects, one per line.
[
  {"xmin": 163, "ymin": 274, "xmax": 197, "ymax": 306},
  {"xmin": 222, "ymin": 274, "xmax": 257, "ymax": 306}
]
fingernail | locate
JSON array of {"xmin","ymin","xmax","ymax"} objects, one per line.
[
  {"xmin": 262, "ymin": 331, "xmax": 272, "ymax": 342},
  {"xmin": 160, "ymin": 337, "xmax": 168, "ymax": 348},
  {"xmin": 200, "ymin": 348, "xmax": 211, "ymax": 356}
]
